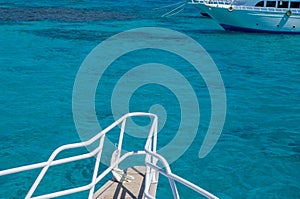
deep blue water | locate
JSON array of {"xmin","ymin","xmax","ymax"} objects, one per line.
[{"xmin": 0, "ymin": 0, "xmax": 299, "ymax": 198}]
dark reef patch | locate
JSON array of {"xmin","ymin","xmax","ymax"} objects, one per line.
[{"xmin": 0, "ymin": 7, "xmax": 134, "ymax": 22}]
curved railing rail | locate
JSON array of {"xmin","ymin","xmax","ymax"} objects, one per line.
[{"xmin": 0, "ymin": 112, "xmax": 218, "ymax": 199}]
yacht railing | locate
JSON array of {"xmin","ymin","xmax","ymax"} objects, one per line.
[
  {"xmin": 0, "ymin": 112, "xmax": 218, "ymax": 199},
  {"xmin": 190, "ymin": 0, "xmax": 300, "ymax": 14},
  {"xmin": 190, "ymin": 0, "xmax": 232, "ymax": 5}
]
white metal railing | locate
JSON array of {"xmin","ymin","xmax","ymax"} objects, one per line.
[
  {"xmin": 0, "ymin": 112, "xmax": 218, "ymax": 199},
  {"xmin": 190, "ymin": 0, "xmax": 300, "ymax": 14},
  {"xmin": 222, "ymin": 5, "xmax": 300, "ymax": 14},
  {"xmin": 190, "ymin": 0, "xmax": 232, "ymax": 5}
]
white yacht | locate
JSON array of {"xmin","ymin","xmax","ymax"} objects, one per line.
[{"xmin": 190, "ymin": 0, "xmax": 300, "ymax": 33}]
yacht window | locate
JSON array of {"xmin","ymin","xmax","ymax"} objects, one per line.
[
  {"xmin": 255, "ymin": 1, "xmax": 264, "ymax": 7},
  {"xmin": 266, "ymin": 1, "xmax": 276, "ymax": 7},
  {"xmin": 278, "ymin": 1, "xmax": 289, "ymax": 8},
  {"xmin": 290, "ymin": 2, "xmax": 300, "ymax": 8}
]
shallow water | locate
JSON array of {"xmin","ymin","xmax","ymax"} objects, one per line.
[{"xmin": 0, "ymin": 1, "xmax": 299, "ymax": 198}]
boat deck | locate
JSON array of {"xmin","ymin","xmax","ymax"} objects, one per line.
[{"xmin": 93, "ymin": 166, "xmax": 158, "ymax": 199}]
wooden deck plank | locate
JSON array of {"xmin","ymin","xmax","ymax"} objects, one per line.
[{"xmin": 93, "ymin": 166, "xmax": 158, "ymax": 199}]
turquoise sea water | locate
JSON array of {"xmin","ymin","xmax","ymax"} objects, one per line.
[{"xmin": 0, "ymin": 0, "xmax": 299, "ymax": 198}]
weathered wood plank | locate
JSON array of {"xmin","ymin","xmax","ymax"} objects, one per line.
[{"xmin": 93, "ymin": 166, "xmax": 158, "ymax": 199}]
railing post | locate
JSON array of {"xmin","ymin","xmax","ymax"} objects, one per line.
[
  {"xmin": 114, "ymin": 118, "xmax": 127, "ymax": 169},
  {"xmin": 169, "ymin": 178, "xmax": 180, "ymax": 199},
  {"xmin": 152, "ymin": 117, "xmax": 158, "ymax": 183},
  {"xmin": 88, "ymin": 134, "xmax": 106, "ymax": 199}
]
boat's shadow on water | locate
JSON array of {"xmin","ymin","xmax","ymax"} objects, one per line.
[{"xmin": 21, "ymin": 29, "xmax": 114, "ymax": 42}]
